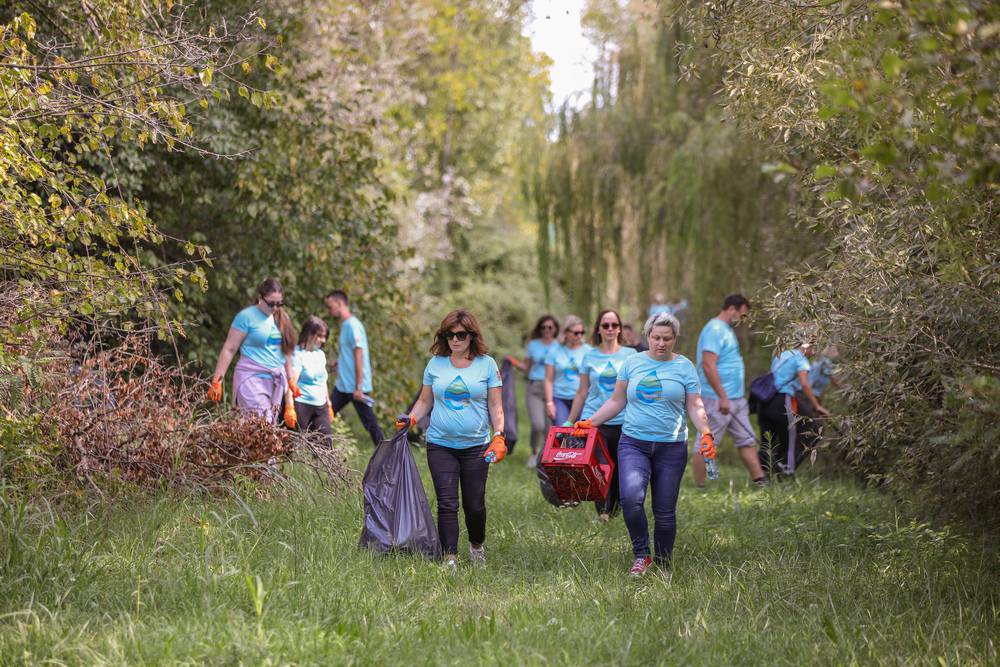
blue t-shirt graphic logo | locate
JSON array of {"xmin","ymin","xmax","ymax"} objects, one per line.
[
  {"xmin": 599, "ymin": 362, "xmax": 617, "ymax": 392},
  {"xmin": 636, "ymin": 371, "xmax": 662, "ymax": 404},
  {"xmin": 565, "ymin": 359, "xmax": 580, "ymax": 382},
  {"xmin": 444, "ymin": 376, "xmax": 471, "ymax": 410}
]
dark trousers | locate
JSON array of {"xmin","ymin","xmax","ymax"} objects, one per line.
[
  {"xmin": 330, "ymin": 389, "xmax": 383, "ymax": 446},
  {"xmin": 618, "ymin": 435, "xmax": 687, "ymax": 563},
  {"xmin": 757, "ymin": 393, "xmax": 798, "ymax": 475},
  {"xmin": 294, "ymin": 402, "xmax": 332, "ymax": 445},
  {"xmin": 595, "ymin": 424, "xmax": 622, "ymax": 518},
  {"xmin": 553, "ymin": 397, "xmax": 573, "ymax": 425},
  {"xmin": 426, "ymin": 443, "xmax": 489, "ymax": 555}
]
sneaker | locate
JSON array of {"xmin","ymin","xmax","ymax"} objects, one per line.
[
  {"xmin": 527, "ymin": 454, "xmax": 537, "ymax": 468},
  {"xmin": 597, "ymin": 513, "xmax": 610, "ymax": 524},
  {"xmin": 444, "ymin": 557, "xmax": 458, "ymax": 572},
  {"xmin": 752, "ymin": 477, "xmax": 769, "ymax": 487},
  {"xmin": 469, "ymin": 545, "xmax": 486, "ymax": 568},
  {"xmin": 629, "ymin": 556, "xmax": 653, "ymax": 577}
]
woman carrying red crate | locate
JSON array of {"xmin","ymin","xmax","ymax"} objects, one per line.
[
  {"xmin": 566, "ymin": 309, "xmax": 636, "ymax": 522},
  {"xmin": 395, "ymin": 309, "xmax": 507, "ymax": 571},
  {"xmin": 574, "ymin": 311, "xmax": 715, "ymax": 576}
]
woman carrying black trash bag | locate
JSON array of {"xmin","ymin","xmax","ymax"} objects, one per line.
[{"xmin": 396, "ymin": 309, "xmax": 506, "ymax": 571}]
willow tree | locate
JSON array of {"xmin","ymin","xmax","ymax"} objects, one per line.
[
  {"xmin": 672, "ymin": 0, "xmax": 1000, "ymax": 518},
  {"xmin": 531, "ymin": 4, "xmax": 799, "ymax": 344}
]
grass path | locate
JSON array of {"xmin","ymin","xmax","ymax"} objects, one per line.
[{"xmin": 1, "ymin": 434, "xmax": 998, "ymax": 665}]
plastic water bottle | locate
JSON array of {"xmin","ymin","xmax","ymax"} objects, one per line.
[
  {"xmin": 361, "ymin": 394, "xmax": 376, "ymax": 407},
  {"xmin": 485, "ymin": 451, "xmax": 497, "ymax": 464},
  {"xmin": 705, "ymin": 456, "xmax": 720, "ymax": 481}
]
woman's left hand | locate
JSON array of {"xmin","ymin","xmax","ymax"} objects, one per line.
[
  {"xmin": 484, "ymin": 434, "xmax": 507, "ymax": 463},
  {"xmin": 698, "ymin": 431, "xmax": 716, "ymax": 459},
  {"xmin": 284, "ymin": 402, "xmax": 298, "ymax": 429}
]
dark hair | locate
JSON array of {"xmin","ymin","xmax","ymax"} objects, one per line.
[
  {"xmin": 256, "ymin": 278, "xmax": 296, "ymax": 356},
  {"xmin": 590, "ymin": 309, "xmax": 626, "ymax": 346},
  {"xmin": 430, "ymin": 309, "xmax": 490, "ymax": 358},
  {"xmin": 722, "ymin": 293, "xmax": 751, "ymax": 311},
  {"xmin": 529, "ymin": 314, "xmax": 559, "ymax": 340},
  {"xmin": 326, "ymin": 289, "xmax": 349, "ymax": 305},
  {"xmin": 297, "ymin": 315, "xmax": 329, "ymax": 348}
]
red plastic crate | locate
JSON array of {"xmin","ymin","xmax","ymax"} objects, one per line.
[{"xmin": 539, "ymin": 426, "xmax": 613, "ymax": 504}]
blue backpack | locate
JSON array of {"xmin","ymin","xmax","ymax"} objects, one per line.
[{"xmin": 748, "ymin": 356, "xmax": 796, "ymax": 412}]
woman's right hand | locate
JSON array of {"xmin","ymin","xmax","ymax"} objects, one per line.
[
  {"xmin": 395, "ymin": 414, "xmax": 414, "ymax": 431},
  {"xmin": 546, "ymin": 401, "xmax": 556, "ymax": 420},
  {"xmin": 207, "ymin": 375, "xmax": 223, "ymax": 402}
]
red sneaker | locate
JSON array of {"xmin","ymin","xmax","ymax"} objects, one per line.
[{"xmin": 629, "ymin": 556, "xmax": 653, "ymax": 577}]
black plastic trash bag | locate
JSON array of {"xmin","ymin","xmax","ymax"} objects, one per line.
[
  {"xmin": 359, "ymin": 429, "xmax": 441, "ymax": 559},
  {"xmin": 500, "ymin": 357, "xmax": 519, "ymax": 454}
]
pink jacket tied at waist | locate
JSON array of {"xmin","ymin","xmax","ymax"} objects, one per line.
[{"xmin": 232, "ymin": 355, "xmax": 287, "ymax": 419}]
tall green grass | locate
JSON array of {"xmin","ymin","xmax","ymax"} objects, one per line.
[{"xmin": 1, "ymin": 438, "xmax": 998, "ymax": 665}]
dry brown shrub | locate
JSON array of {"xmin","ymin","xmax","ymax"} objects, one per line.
[{"xmin": 4, "ymin": 319, "xmax": 353, "ymax": 493}]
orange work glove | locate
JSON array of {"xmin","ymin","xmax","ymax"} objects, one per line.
[
  {"xmin": 572, "ymin": 419, "xmax": 593, "ymax": 437},
  {"xmin": 699, "ymin": 431, "xmax": 717, "ymax": 459},
  {"xmin": 395, "ymin": 414, "xmax": 415, "ymax": 431},
  {"xmin": 484, "ymin": 434, "xmax": 507, "ymax": 463},
  {"xmin": 328, "ymin": 404, "xmax": 335, "ymax": 422},
  {"xmin": 284, "ymin": 402, "xmax": 298, "ymax": 429},
  {"xmin": 207, "ymin": 375, "xmax": 223, "ymax": 403},
  {"xmin": 288, "ymin": 379, "xmax": 302, "ymax": 399}
]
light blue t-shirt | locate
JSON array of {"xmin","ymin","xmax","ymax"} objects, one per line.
[
  {"xmin": 525, "ymin": 338, "xmax": 557, "ymax": 382},
  {"xmin": 696, "ymin": 318, "xmax": 746, "ymax": 400},
  {"xmin": 544, "ymin": 343, "xmax": 591, "ymax": 400},
  {"xmin": 581, "ymin": 347, "xmax": 636, "ymax": 426},
  {"xmin": 771, "ymin": 349, "xmax": 811, "ymax": 395},
  {"xmin": 423, "ymin": 355, "xmax": 502, "ymax": 448},
  {"xmin": 648, "ymin": 303, "xmax": 671, "ymax": 318},
  {"xmin": 335, "ymin": 316, "xmax": 372, "ymax": 393},
  {"xmin": 619, "ymin": 353, "xmax": 700, "ymax": 442},
  {"xmin": 231, "ymin": 305, "xmax": 285, "ymax": 369},
  {"xmin": 809, "ymin": 357, "xmax": 835, "ymax": 397},
  {"xmin": 292, "ymin": 346, "xmax": 329, "ymax": 407}
]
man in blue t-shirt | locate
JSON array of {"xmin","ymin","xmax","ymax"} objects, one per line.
[
  {"xmin": 695, "ymin": 294, "xmax": 767, "ymax": 486},
  {"xmin": 325, "ymin": 290, "xmax": 383, "ymax": 446}
]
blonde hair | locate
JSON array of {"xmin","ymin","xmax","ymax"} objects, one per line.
[
  {"xmin": 643, "ymin": 312, "xmax": 680, "ymax": 339},
  {"xmin": 560, "ymin": 315, "xmax": 585, "ymax": 345}
]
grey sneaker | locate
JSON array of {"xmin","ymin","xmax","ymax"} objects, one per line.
[
  {"xmin": 527, "ymin": 454, "xmax": 537, "ymax": 468},
  {"xmin": 444, "ymin": 557, "xmax": 458, "ymax": 573},
  {"xmin": 469, "ymin": 545, "xmax": 486, "ymax": 568}
]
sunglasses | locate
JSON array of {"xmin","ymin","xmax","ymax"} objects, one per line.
[
  {"xmin": 541, "ymin": 324, "xmax": 556, "ymax": 330},
  {"xmin": 443, "ymin": 330, "xmax": 473, "ymax": 341},
  {"xmin": 262, "ymin": 298, "xmax": 283, "ymax": 308},
  {"xmin": 568, "ymin": 329, "xmax": 586, "ymax": 336},
  {"xmin": 600, "ymin": 322, "xmax": 621, "ymax": 330}
]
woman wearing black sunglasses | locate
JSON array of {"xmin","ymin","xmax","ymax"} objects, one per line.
[
  {"xmin": 207, "ymin": 278, "xmax": 299, "ymax": 426},
  {"xmin": 567, "ymin": 309, "xmax": 636, "ymax": 522},
  {"xmin": 396, "ymin": 309, "xmax": 506, "ymax": 571},
  {"xmin": 544, "ymin": 315, "xmax": 592, "ymax": 425}
]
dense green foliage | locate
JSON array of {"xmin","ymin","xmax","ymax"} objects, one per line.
[
  {"xmin": 1, "ymin": 443, "xmax": 997, "ymax": 663},
  {"xmin": 0, "ymin": 1, "xmax": 269, "ymax": 354},
  {"xmin": 672, "ymin": 0, "xmax": 1000, "ymax": 518},
  {"xmin": 530, "ymin": 4, "xmax": 801, "ymax": 346}
]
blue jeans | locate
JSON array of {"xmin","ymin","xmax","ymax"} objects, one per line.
[
  {"xmin": 618, "ymin": 434, "xmax": 687, "ymax": 562},
  {"xmin": 553, "ymin": 397, "xmax": 573, "ymax": 425}
]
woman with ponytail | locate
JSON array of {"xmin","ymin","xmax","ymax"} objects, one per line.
[{"xmin": 207, "ymin": 278, "xmax": 299, "ymax": 427}]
